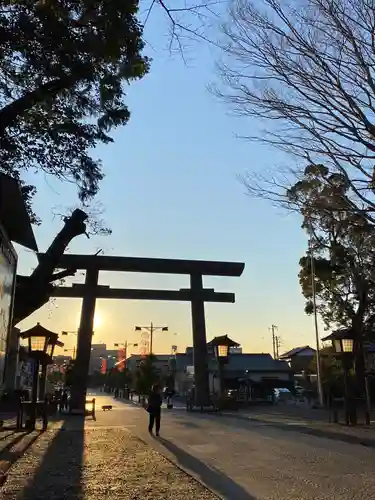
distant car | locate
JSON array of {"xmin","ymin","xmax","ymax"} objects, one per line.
[
  {"xmin": 163, "ymin": 387, "xmax": 175, "ymax": 398},
  {"xmin": 227, "ymin": 390, "xmax": 238, "ymax": 398}
]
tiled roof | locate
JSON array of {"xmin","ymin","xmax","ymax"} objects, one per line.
[
  {"xmin": 128, "ymin": 354, "xmax": 171, "ymax": 361},
  {"xmin": 279, "ymin": 346, "xmax": 315, "ymax": 359},
  {"xmin": 225, "ymin": 353, "xmax": 291, "ymax": 372},
  {"xmin": 175, "ymin": 352, "xmax": 291, "ymax": 373}
]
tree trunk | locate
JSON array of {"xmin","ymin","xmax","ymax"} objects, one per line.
[
  {"xmin": 13, "ymin": 209, "xmax": 88, "ymax": 325},
  {"xmin": 352, "ymin": 284, "xmax": 371, "ymax": 425},
  {"xmin": 0, "ymin": 75, "xmax": 77, "ymax": 135},
  {"xmin": 354, "ymin": 336, "xmax": 371, "ymax": 425}
]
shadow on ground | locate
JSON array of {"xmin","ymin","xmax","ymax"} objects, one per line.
[
  {"xmin": 0, "ymin": 431, "xmax": 41, "ymax": 463},
  {"xmin": 159, "ymin": 437, "xmax": 257, "ymax": 500},
  {"xmin": 173, "ymin": 408, "xmax": 375, "ymax": 449},
  {"xmin": 18, "ymin": 417, "xmax": 85, "ymax": 499},
  {"xmin": 215, "ymin": 412, "xmax": 375, "ymax": 448}
]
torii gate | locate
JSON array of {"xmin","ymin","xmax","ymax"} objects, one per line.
[{"xmin": 42, "ymin": 253, "xmax": 245, "ymax": 411}]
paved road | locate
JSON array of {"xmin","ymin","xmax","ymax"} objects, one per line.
[{"xmin": 87, "ymin": 393, "xmax": 375, "ymax": 500}]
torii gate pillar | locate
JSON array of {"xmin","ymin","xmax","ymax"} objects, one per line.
[
  {"xmin": 70, "ymin": 268, "xmax": 99, "ymax": 412},
  {"xmin": 190, "ymin": 273, "xmax": 210, "ymax": 407}
]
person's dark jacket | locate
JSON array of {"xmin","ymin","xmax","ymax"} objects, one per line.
[{"xmin": 148, "ymin": 392, "xmax": 162, "ymax": 415}]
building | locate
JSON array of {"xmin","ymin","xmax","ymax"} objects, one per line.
[
  {"xmin": 279, "ymin": 346, "xmax": 316, "ymax": 374},
  {"xmin": 126, "ymin": 354, "xmax": 171, "ymax": 382},
  {"xmin": 105, "ymin": 350, "xmax": 122, "ymax": 370},
  {"xmin": 47, "ymin": 355, "xmax": 72, "ymax": 380},
  {"xmin": 89, "ymin": 343, "xmax": 107, "ymax": 374},
  {"xmin": 122, "ymin": 335, "xmax": 294, "ymax": 400},
  {"xmin": 53, "ymin": 355, "xmax": 72, "ymax": 366},
  {"xmin": 173, "ymin": 346, "xmax": 293, "ymax": 399},
  {"xmin": 0, "ymin": 173, "xmax": 37, "ymax": 394}
]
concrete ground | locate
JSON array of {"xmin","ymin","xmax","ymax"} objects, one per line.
[
  {"xmin": 3, "ymin": 392, "xmax": 375, "ymax": 499},
  {"xmin": 87, "ymin": 393, "xmax": 375, "ymax": 500},
  {"xmin": 1, "ymin": 417, "xmax": 217, "ymax": 499}
]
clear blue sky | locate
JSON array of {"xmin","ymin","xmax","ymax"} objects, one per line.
[{"xmin": 17, "ymin": 9, "xmax": 318, "ymax": 356}]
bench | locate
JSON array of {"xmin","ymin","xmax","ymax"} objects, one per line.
[
  {"xmin": 85, "ymin": 398, "xmax": 96, "ymax": 419},
  {"xmin": 17, "ymin": 400, "xmax": 48, "ymax": 431}
]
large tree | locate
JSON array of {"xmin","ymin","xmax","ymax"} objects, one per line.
[
  {"xmin": 0, "ymin": 0, "xmax": 149, "ymax": 222},
  {"xmin": 1, "ymin": 1, "xmax": 220, "ymax": 326},
  {"xmin": 293, "ymin": 164, "xmax": 375, "ymax": 336},
  {"xmin": 1, "ymin": 0, "xmax": 220, "ymax": 222},
  {"xmin": 13, "ymin": 207, "xmax": 89, "ymax": 325},
  {"xmin": 217, "ymin": 0, "xmax": 375, "ymax": 220},
  {"xmin": 294, "ymin": 164, "xmax": 375, "ymax": 415}
]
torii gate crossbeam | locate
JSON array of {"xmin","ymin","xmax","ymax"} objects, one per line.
[{"xmin": 42, "ymin": 253, "xmax": 245, "ymax": 411}]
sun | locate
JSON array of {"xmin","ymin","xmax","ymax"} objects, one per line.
[{"xmin": 94, "ymin": 313, "xmax": 103, "ymax": 330}]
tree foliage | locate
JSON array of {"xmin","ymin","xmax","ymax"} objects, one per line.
[
  {"xmin": 310, "ymin": 346, "xmax": 346, "ymax": 396},
  {"xmin": 218, "ymin": 0, "xmax": 375, "ymax": 221},
  {"xmin": 0, "ymin": 0, "xmax": 149, "ymax": 220},
  {"xmin": 47, "ymin": 367, "xmax": 64, "ymax": 385},
  {"xmin": 294, "ymin": 165, "xmax": 375, "ymax": 337},
  {"xmin": 105, "ymin": 367, "xmax": 132, "ymax": 389},
  {"xmin": 135, "ymin": 354, "xmax": 158, "ymax": 394}
]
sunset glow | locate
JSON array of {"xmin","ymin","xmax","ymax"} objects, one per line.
[{"xmin": 94, "ymin": 313, "xmax": 103, "ymax": 330}]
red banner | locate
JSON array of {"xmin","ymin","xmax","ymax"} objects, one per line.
[
  {"xmin": 117, "ymin": 348, "xmax": 126, "ymax": 372},
  {"xmin": 100, "ymin": 358, "xmax": 107, "ymax": 374}
]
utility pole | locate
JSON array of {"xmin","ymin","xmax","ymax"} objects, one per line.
[
  {"xmin": 270, "ymin": 325, "xmax": 278, "ymax": 359},
  {"xmin": 275, "ymin": 336, "xmax": 281, "ymax": 359},
  {"xmin": 308, "ymin": 222, "xmax": 324, "ymax": 407},
  {"xmin": 135, "ymin": 322, "xmax": 169, "ymax": 354},
  {"xmin": 114, "ymin": 341, "xmax": 139, "ymax": 370}
]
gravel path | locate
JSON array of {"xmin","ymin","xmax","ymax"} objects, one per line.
[{"xmin": 1, "ymin": 427, "xmax": 218, "ymax": 499}]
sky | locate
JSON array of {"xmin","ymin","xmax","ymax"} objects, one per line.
[{"xmin": 15, "ymin": 5, "xmax": 321, "ymax": 357}]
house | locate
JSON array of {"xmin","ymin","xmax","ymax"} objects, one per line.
[
  {"xmin": 279, "ymin": 346, "xmax": 316, "ymax": 374},
  {"xmin": 0, "ymin": 173, "xmax": 38, "ymax": 393},
  {"xmin": 173, "ymin": 344, "xmax": 294, "ymax": 400}
]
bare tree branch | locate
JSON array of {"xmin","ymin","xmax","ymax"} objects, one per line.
[
  {"xmin": 52, "ymin": 202, "xmax": 112, "ymax": 237},
  {"xmin": 143, "ymin": 0, "xmax": 223, "ymax": 56},
  {"xmin": 216, "ymin": 0, "xmax": 375, "ymax": 220}
]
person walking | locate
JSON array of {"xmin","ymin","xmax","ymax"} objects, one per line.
[
  {"xmin": 147, "ymin": 384, "xmax": 162, "ymax": 436},
  {"xmin": 61, "ymin": 390, "xmax": 68, "ymax": 413}
]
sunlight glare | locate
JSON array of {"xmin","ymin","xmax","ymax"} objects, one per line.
[{"xmin": 94, "ymin": 313, "xmax": 103, "ymax": 330}]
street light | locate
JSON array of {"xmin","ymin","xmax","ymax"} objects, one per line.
[
  {"xmin": 217, "ymin": 344, "xmax": 230, "ymax": 358},
  {"xmin": 209, "ymin": 334, "xmax": 239, "ymax": 361},
  {"xmin": 22, "ymin": 323, "xmax": 64, "ymax": 363},
  {"xmin": 323, "ymin": 328, "xmax": 355, "ymax": 355},
  {"xmin": 322, "ymin": 328, "xmax": 356, "ymax": 425},
  {"xmin": 208, "ymin": 335, "xmax": 239, "ymax": 398},
  {"xmin": 333, "ymin": 337, "xmax": 354, "ymax": 354},
  {"xmin": 113, "ymin": 341, "xmax": 139, "ymax": 372},
  {"xmin": 64, "ymin": 348, "xmax": 76, "ymax": 359},
  {"xmin": 61, "ymin": 330, "xmax": 82, "ymax": 360},
  {"xmin": 135, "ymin": 323, "xmax": 168, "ymax": 354},
  {"xmin": 61, "ymin": 330, "xmax": 77, "ymax": 336},
  {"xmin": 21, "ymin": 323, "xmax": 64, "ymax": 429}
]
